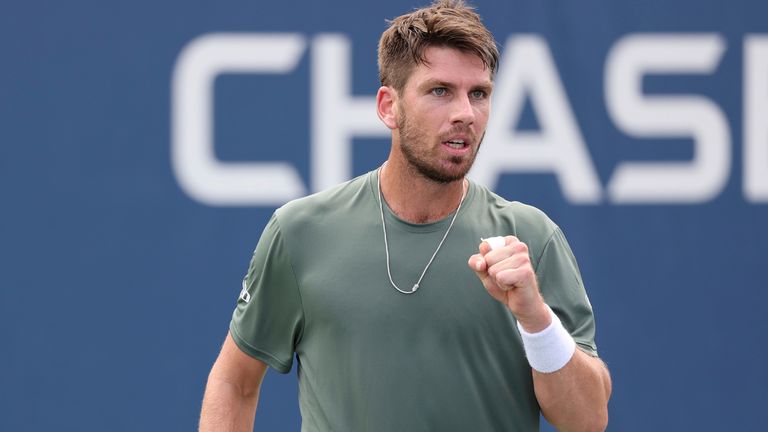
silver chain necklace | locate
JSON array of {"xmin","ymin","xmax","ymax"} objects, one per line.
[{"xmin": 376, "ymin": 167, "xmax": 467, "ymax": 295}]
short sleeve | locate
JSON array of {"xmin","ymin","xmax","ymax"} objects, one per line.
[
  {"xmin": 534, "ymin": 227, "xmax": 599, "ymax": 357},
  {"xmin": 229, "ymin": 214, "xmax": 304, "ymax": 373}
]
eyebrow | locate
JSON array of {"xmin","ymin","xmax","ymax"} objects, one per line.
[{"xmin": 418, "ymin": 78, "xmax": 493, "ymax": 93}]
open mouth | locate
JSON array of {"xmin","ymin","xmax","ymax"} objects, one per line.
[{"xmin": 443, "ymin": 139, "xmax": 467, "ymax": 149}]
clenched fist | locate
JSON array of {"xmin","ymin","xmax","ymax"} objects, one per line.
[{"xmin": 468, "ymin": 236, "xmax": 552, "ymax": 333}]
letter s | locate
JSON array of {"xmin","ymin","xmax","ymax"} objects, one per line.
[{"xmin": 605, "ymin": 33, "xmax": 729, "ymax": 203}]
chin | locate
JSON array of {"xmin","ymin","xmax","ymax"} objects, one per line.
[{"xmin": 420, "ymin": 162, "xmax": 472, "ymax": 184}]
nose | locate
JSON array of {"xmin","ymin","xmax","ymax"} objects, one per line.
[{"xmin": 450, "ymin": 94, "xmax": 475, "ymax": 125}]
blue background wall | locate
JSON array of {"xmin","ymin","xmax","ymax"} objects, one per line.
[{"xmin": 2, "ymin": 0, "xmax": 767, "ymax": 430}]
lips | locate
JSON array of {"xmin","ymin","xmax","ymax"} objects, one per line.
[
  {"xmin": 441, "ymin": 133, "xmax": 472, "ymax": 151},
  {"xmin": 444, "ymin": 139, "xmax": 466, "ymax": 149}
]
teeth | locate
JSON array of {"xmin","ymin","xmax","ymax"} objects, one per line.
[{"xmin": 446, "ymin": 140, "xmax": 465, "ymax": 148}]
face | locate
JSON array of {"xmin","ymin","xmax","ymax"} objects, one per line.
[{"xmin": 394, "ymin": 46, "xmax": 492, "ymax": 183}]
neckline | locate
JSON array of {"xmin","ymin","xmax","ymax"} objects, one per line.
[{"xmin": 368, "ymin": 168, "xmax": 475, "ymax": 234}]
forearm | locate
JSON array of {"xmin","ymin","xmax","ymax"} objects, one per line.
[
  {"xmin": 199, "ymin": 373, "xmax": 261, "ymax": 431},
  {"xmin": 469, "ymin": 238, "xmax": 611, "ymax": 429},
  {"xmin": 533, "ymin": 349, "xmax": 612, "ymax": 432}
]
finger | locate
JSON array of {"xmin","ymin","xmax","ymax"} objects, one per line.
[
  {"xmin": 469, "ymin": 254, "xmax": 500, "ymax": 299},
  {"xmin": 469, "ymin": 254, "xmax": 508, "ymax": 303},
  {"xmin": 507, "ymin": 238, "xmax": 527, "ymax": 255},
  {"xmin": 481, "ymin": 236, "xmax": 505, "ymax": 252},
  {"xmin": 483, "ymin": 241, "xmax": 528, "ymax": 271},
  {"xmin": 479, "ymin": 236, "xmax": 512, "ymax": 255},
  {"xmin": 487, "ymin": 254, "xmax": 530, "ymax": 279},
  {"xmin": 468, "ymin": 253, "xmax": 487, "ymax": 273},
  {"xmin": 495, "ymin": 266, "xmax": 535, "ymax": 288},
  {"xmin": 479, "ymin": 240, "xmax": 492, "ymax": 255},
  {"xmin": 489, "ymin": 238, "xmax": 528, "ymax": 263},
  {"xmin": 484, "ymin": 279, "xmax": 507, "ymax": 303}
]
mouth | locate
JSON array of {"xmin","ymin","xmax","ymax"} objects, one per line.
[
  {"xmin": 443, "ymin": 139, "xmax": 467, "ymax": 149},
  {"xmin": 441, "ymin": 136, "xmax": 473, "ymax": 155}
]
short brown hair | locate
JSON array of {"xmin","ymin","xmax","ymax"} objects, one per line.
[{"xmin": 378, "ymin": 0, "xmax": 499, "ymax": 92}]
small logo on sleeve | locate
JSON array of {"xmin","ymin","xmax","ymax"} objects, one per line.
[{"xmin": 239, "ymin": 278, "xmax": 251, "ymax": 303}]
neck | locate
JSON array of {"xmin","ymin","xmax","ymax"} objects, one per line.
[{"xmin": 379, "ymin": 159, "xmax": 467, "ymax": 224}]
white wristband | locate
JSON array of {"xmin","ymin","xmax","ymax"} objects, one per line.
[{"xmin": 516, "ymin": 305, "xmax": 576, "ymax": 373}]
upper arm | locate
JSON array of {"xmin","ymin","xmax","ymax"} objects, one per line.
[
  {"xmin": 535, "ymin": 227, "xmax": 599, "ymax": 356},
  {"xmin": 230, "ymin": 214, "xmax": 304, "ymax": 373},
  {"xmin": 209, "ymin": 332, "xmax": 269, "ymax": 397}
]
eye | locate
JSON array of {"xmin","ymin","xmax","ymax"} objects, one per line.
[
  {"xmin": 431, "ymin": 87, "xmax": 447, "ymax": 97},
  {"xmin": 470, "ymin": 90, "xmax": 487, "ymax": 99}
]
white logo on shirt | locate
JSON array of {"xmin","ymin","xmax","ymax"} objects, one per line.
[{"xmin": 239, "ymin": 278, "xmax": 251, "ymax": 303}]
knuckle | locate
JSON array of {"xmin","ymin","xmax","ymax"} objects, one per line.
[
  {"xmin": 512, "ymin": 242, "xmax": 528, "ymax": 254},
  {"xmin": 520, "ymin": 266, "xmax": 534, "ymax": 279},
  {"xmin": 487, "ymin": 265, "xmax": 499, "ymax": 279}
]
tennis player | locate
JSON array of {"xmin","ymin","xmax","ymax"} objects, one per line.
[{"xmin": 200, "ymin": 1, "xmax": 611, "ymax": 430}]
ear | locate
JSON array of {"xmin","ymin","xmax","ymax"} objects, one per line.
[{"xmin": 376, "ymin": 86, "xmax": 399, "ymax": 130}]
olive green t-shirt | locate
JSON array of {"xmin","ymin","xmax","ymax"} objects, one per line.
[{"xmin": 230, "ymin": 170, "xmax": 598, "ymax": 432}]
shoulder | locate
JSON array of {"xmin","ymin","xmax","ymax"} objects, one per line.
[
  {"xmin": 471, "ymin": 182, "xmax": 558, "ymax": 236},
  {"xmin": 267, "ymin": 171, "xmax": 378, "ymax": 266},
  {"xmin": 274, "ymin": 171, "xmax": 375, "ymax": 230},
  {"xmin": 469, "ymin": 182, "xmax": 560, "ymax": 256}
]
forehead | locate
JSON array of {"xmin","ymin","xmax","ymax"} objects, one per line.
[{"xmin": 406, "ymin": 46, "xmax": 492, "ymax": 89}]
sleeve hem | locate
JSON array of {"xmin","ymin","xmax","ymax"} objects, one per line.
[
  {"xmin": 229, "ymin": 322, "xmax": 293, "ymax": 374},
  {"xmin": 576, "ymin": 342, "xmax": 599, "ymax": 358}
]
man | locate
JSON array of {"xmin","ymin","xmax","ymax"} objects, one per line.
[{"xmin": 200, "ymin": 1, "xmax": 612, "ymax": 430}]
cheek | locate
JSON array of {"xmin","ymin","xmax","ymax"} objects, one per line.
[
  {"xmin": 410, "ymin": 108, "xmax": 441, "ymax": 129},
  {"xmin": 475, "ymin": 105, "xmax": 491, "ymax": 124}
]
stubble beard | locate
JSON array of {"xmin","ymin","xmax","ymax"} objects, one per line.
[{"xmin": 397, "ymin": 110, "xmax": 484, "ymax": 184}]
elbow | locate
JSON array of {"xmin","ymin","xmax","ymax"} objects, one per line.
[
  {"xmin": 582, "ymin": 361, "xmax": 612, "ymax": 431},
  {"xmin": 583, "ymin": 389, "xmax": 610, "ymax": 432},
  {"xmin": 544, "ymin": 400, "xmax": 609, "ymax": 432},
  {"xmin": 590, "ymin": 408, "xmax": 609, "ymax": 432},
  {"xmin": 594, "ymin": 367, "xmax": 612, "ymax": 430},
  {"xmin": 587, "ymin": 375, "xmax": 611, "ymax": 431},
  {"xmin": 553, "ymin": 409, "xmax": 609, "ymax": 432},
  {"xmin": 547, "ymin": 390, "xmax": 610, "ymax": 432}
]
